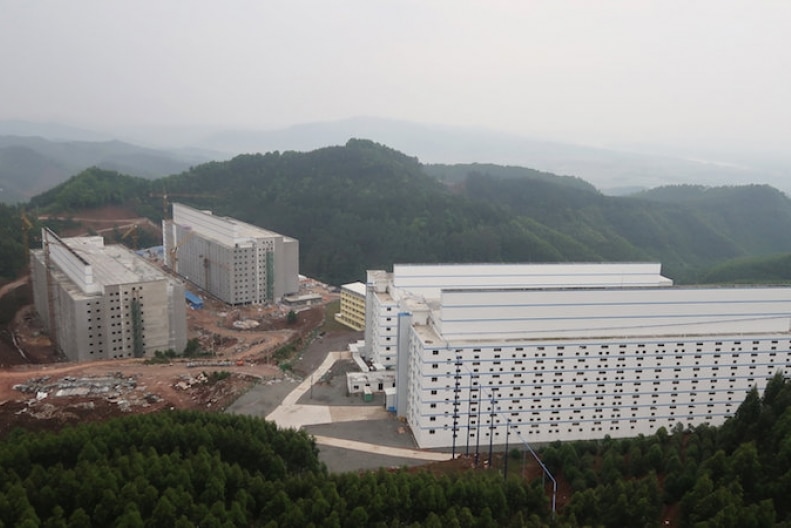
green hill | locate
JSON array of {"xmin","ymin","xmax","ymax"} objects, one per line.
[
  {"xmin": 16, "ymin": 139, "xmax": 791, "ymax": 285},
  {"xmin": 29, "ymin": 166, "xmax": 153, "ymax": 212},
  {"xmin": 0, "ymin": 203, "xmax": 29, "ymax": 281},
  {"xmin": 700, "ymin": 253, "xmax": 791, "ymax": 284},
  {"xmin": 424, "ymin": 162, "xmax": 597, "ymax": 192}
]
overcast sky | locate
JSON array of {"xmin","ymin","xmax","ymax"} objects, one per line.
[{"xmin": 2, "ymin": 1, "xmax": 789, "ymax": 153}]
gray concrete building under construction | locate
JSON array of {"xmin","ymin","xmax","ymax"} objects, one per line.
[
  {"xmin": 163, "ymin": 203, "xmax": 299, "ymax": 305},
  {"xmin": 30, "ymin": 229, "xmax": 187, "ymax": 362}
]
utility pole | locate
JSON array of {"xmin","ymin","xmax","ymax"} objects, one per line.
[
  {"xmin": 465, "ymin": 373, "xmax": 473, "ymax": 456},
  {"xmin": 488, "ymin": 394, "xmax": 496, "ymax": 467},
  {"xmin": 503, "ymin": 419, "xmax": 510, "ymax": 480},
  {"xmin": 451, "ymin": 354, "xmax": 461, "ymax": 458},
  {"xmin": 474, "ymin": 376, "xmax": 482, "ymax": 468}
]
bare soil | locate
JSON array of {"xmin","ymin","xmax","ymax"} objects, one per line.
[
  {"xmin": 2, "ymin": 204, "xmax": 340, "ymax": 438},
  {"xmin": 0, "ymin": 276, "xmax": 335, "ymax": 438},
  {"xmin": 39, "ymin": 205, "xmax": 162, "ymax": 244}
]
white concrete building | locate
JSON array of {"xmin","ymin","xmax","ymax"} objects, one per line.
[
  {"xmin": 363, "ymin": 263, "xmax": 791, "ymax": 449},
  {"xmin": 164, "ymin": 203, "xmax": 299, "ymax": 305},
  {"xmin": 31, "ymin": 229, "xmax": 187, "ymax": 362}
]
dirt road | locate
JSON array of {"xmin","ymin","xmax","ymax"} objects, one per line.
[{"xmin": 0, "ymin": 276, "xmax": 28, "ymax": 301}]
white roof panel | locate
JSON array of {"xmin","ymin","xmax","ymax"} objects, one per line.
[{"xmin": 392, "ymin": 262, "xmax": 671, "ymax": 299}]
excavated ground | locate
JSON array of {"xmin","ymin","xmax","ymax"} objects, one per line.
[{"xmin": 0, "ymin": 276, "xmax": 333, "ymax": 437}]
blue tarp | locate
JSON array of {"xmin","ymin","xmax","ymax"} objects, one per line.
[{"xmin": 185, "ymin": 291, "xmax": 204, "ymax": 309}]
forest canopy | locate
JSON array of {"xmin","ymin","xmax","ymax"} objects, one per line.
[
  {"xmin": 2, "ymin": 375, "xmax": 791, "ymax": 527},
  {"xmin": 6, "ymin": 140, "xmax": 791, "ymax": 286}
]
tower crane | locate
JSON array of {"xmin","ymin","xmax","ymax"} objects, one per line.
[
  {"xmin": 148, "ymin": 191, "xmax": 216, "ymax": 220},
  {"xmin": 166, "ymin": 228, "xmax": 197, "ymax": 272},
  {"xmin": 120, "ymin": 223, "xmax": 139, "ymax": 250}
]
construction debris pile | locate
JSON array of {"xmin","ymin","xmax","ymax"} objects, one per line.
[
  {"xmin": 174, "ymin": 372, "xmax": 209, "ymax": 390},
  {"xmin": 173, "ymin": 371, "xmax": 251, "ymax": 409},
  {"xmin": 232, "ymin": 319, "xmax": 260, "ymax": 330},
  {"xmin": 12, "ymin": 373, "xmax": 162, "ymax": 415}
]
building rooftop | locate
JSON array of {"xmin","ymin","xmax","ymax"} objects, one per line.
[
  {"xmin": 173, "ymin": 203, "xmax": 293, "ymax": 246},
  {"xmin": 341, "ymin": 281, "xmax": 367, "ymax": 296},
  {"xmin": 63, "ymin": 237, "xmax": 168, "ymax": 286},
  {"xmin": 390, "ymin": 262, "xmax": 673, "ymax": 300},
  {"xmin": 35, "ymin": 231, "xmax": 175, "ymax": 299}
]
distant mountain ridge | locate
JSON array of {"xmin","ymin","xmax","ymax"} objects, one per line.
[
  {"xmin": 191, "ymin": 117, "xmax": 787, "ymax": 195},
  {"xmin": 0, "ymin": 135, "xmax": 216, "ymax": 203},
  {"xmin": 26, "ymin": 139, "xmax": 791, "ymax": 286},
  {"xmin": 4, "ymin": 117, "xmax": 787, "ymax": 198}
]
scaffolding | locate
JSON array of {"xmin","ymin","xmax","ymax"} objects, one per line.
[
  {"xmin": 131, "ymin": 297, "xmax": 144, "ymax": 358},
  {"xmin": 265, "ymin": 250, "xmax": 274, "ymax": 302}
]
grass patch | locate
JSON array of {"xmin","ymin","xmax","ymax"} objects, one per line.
[
  {"xmin": 207, "ymin": 370, "xmax": 231, "ymax": 383},
  {"xmin": 319, "ymin": 300, "xmax": 354, "ymax": 333},
  {"xmin": 144, "ymin": 341, "xmax": 212, "ymax": 364},
  {"xmin": 278, "ymin": 362, "xmax": 293, "ymax": 373}
]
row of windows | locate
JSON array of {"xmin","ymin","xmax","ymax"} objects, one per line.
[
  {"xmin": 428, "ymin": 411, "xmax": 725, "ymax": 438},
  {"xmin": 427, "ymin": 339, "xmax": 789, "ymax": 357},
  {"xmin": 426, "ymin": 351, "xmax": 790, "ymax": 366}
]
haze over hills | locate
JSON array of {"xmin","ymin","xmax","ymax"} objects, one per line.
[
  {"xmin": 0, "ymin": 133, "xmax": 219, "ymax": 204},
  {"xmin": 19, "ymin": 140, "xmax": 791, "ymax": 287},
  {"xmin": 181, "ymin": 117, "xmax": 791, "ymax": 196},
  {"xmin": 2, "ymin": 118, "xmax": 788, "ymax": 200}
]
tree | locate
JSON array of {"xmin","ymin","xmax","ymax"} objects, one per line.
[
  {"xmin": 115, "ymin": 504, "xmax": 144, "ymax": 528},
  {"xmin": 183, "ymin": 338, "xmax": 201, "ymax": 357},
  {"xmin": 346, "ymin": 506, "xmax": 368, "ymax": 528}
]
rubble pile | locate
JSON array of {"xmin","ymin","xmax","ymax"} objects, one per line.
[
  {"xmin": 14, "ymin": 373, "xmax": 135, "ymax": 396},
  {"xmin": 174, "ymin": 372, "xmax": 208, "ymax": 390},
  {"xmin": 232, "ymin": 319, "xmax": 260, "ymax": 330},
  {"xmin": 12, "ymin": 372, "xmax": 162, "ymax": 417},
  {"xmin": 172, "ymin": 371, "xmax": 258, "ymax": 410}
]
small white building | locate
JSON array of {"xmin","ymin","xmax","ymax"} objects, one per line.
[
  {"xmin": 363, "ymin": 263, "xmax": 791, "ymax": 449},
  {"xmin": 346, "ymin": 371, "xmax": 396, "ymax": 394}
]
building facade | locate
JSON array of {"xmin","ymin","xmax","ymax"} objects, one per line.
[
  {"xmin": 31, "ymin": 229, "xmax": 187, "ymax": 362},
  {"xmin": 363, "ymin": 263, "xmax": 791, "ymax": 449},
  {"xmin": 164, "ymin": 203, "xmax": 299, "ymax": 305},
  {"xmin": 335, "ymin": 281, "xmax": 367, "ymax": 331}
]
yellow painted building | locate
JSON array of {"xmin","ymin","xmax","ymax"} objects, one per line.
[{"xmin": 334, "ymin": 281, "xmax": 366, "ymax": 331}]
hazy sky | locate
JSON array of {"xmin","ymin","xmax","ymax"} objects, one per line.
[{"xmin": 2, "ymin": 1, "xmax": 790, "ymax": 152}]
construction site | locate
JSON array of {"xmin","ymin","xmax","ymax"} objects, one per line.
[{"xmin": 0, "ymin": 204, "xmax": 338, "ymax": 437}]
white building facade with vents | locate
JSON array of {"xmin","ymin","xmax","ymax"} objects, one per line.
[
  {"xmin": 164, "ymin": 203, "xmax": 299, "ymax": 305},
  {"xmin": 362, "ymin": 263, "xmax": 791, "ymax": 449},
  {"xmin": 31, "ymin": 230, "xmax": 187, "ymax": 362}
]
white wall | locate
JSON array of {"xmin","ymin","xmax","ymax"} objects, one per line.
[
  {"xmin": 409, "ymin": 333, "xmax": 791, "ymax": 449},
  {"xmin": 437, "ymin": 287, "xmax": 791, "ymax": 340},
  {"xmin": 392, "ymin": 262, "xmax": 672, "ymax": 298}
]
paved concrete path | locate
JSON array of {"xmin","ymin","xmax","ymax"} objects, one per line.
[
  {"xmin": 312, "ymin": 435, "xmax": 449, "ymax": 461},
  {"xmin": 266, "ymin": 350, "xmax": 451, "ymax": 462}
]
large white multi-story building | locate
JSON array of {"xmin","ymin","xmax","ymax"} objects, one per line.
[
  {"xmin": 31, "ymin": 229, "xmax": 187, "ymax": 362},
  {"xmin": 363, "ymin": 263, "xmax": 791, "ymax": 449},
  {"xmin": 163, "ymin": 203, "xmax": 299, "ymax": 305}
]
